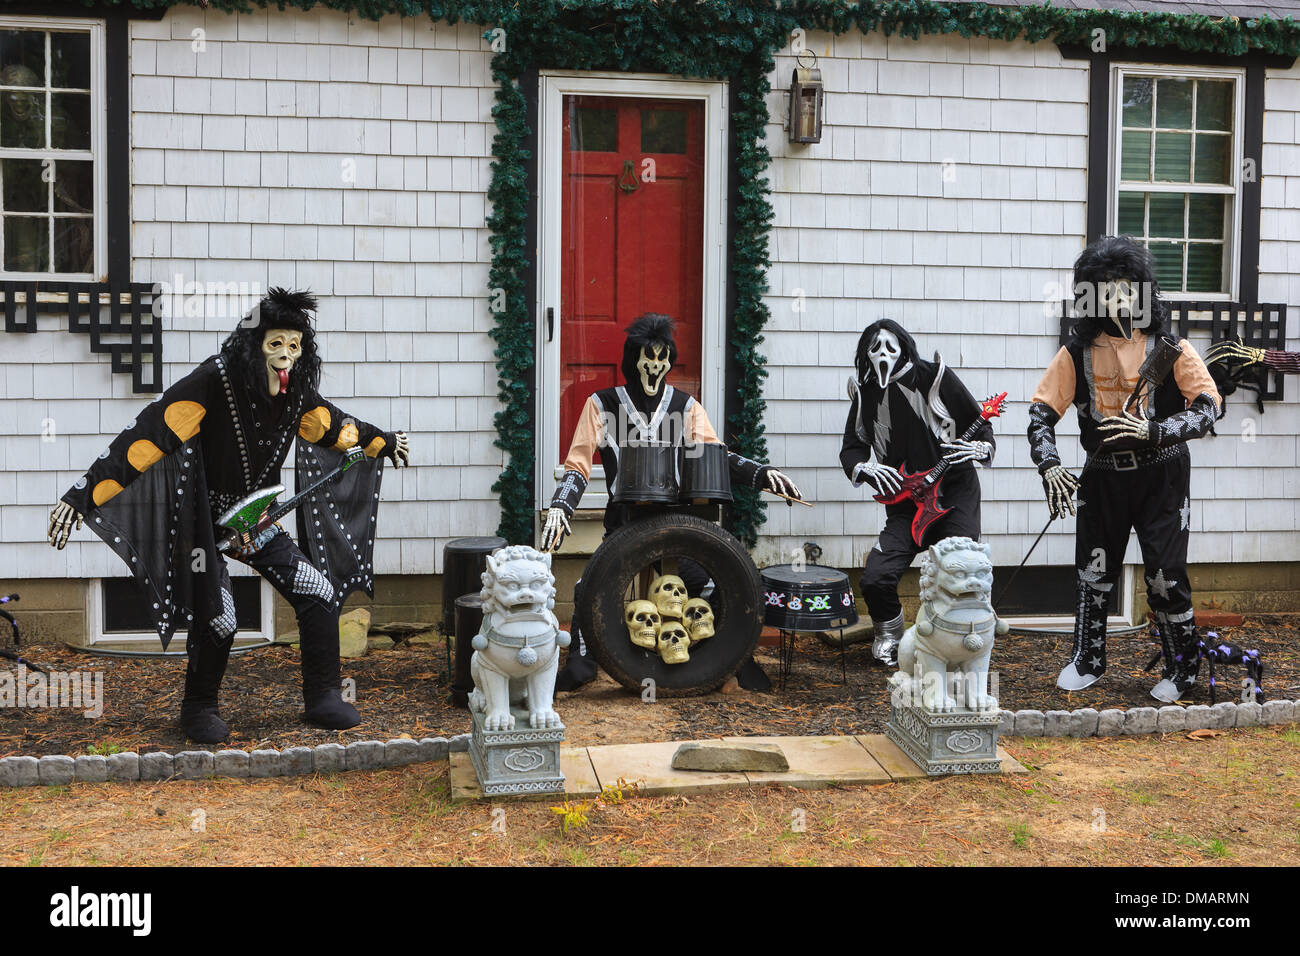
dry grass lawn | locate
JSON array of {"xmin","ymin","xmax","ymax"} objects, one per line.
[{"xmin": 2, "ymin": 726, "xmax": 1297, "ymax": 867}]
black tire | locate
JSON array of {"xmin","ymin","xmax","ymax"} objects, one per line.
[{"xmin": 577, "ymin": 512, "xmax": 762, "ymax": 697}]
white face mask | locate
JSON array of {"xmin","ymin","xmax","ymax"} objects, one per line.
[
  {"xmin": 262, "ymin": 328, "xmax": 302, "ymax": 396},
  {"xmin": 1099, "ymin": 280, "xmax": 1138, "ymax": 340},
  {"xmin": 636, "ymin": 344, "xmax": 671, "ymax": 396},
  {"xmin": 866, "ymin": 329, "xmax": 903, "ymax": 388}
]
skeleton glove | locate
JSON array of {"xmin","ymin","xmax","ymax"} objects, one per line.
[
  {"xmin": 540, "ymin": 508, "xmax": 571, "ymax": 553},
  {"xmin": 762, "ymin": 467, "xmax": 802, "ymax": 500},
  {"xmin": 1041, "ymin": 464, "xmax": 1080, "ymax": 520},
  {"xmin": 852, "ymin": 460, "xmax": 904, "ymax": 496},
  {"xmin": 940, "ymin": 439, "xmax": 993, "ymax": 466},
  {"xmin": 47, "ymin": 501, "xmax": 83, "ymax": 550}
]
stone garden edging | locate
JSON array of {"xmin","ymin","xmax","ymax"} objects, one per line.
[
  {"xmin": 0, "ymin": 733, "xmax": 472, "ymax": 788},
  {"xmin": 998, "ymin": 699, "xmax": 1299, "ymax": 737}
]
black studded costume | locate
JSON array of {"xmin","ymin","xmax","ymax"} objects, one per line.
[
  {"xmin": 1027, "ymin": 238, "xmax": 1221, "ymax": 700},
  {"xmin": 61, "ymin": 290, "xmax": 400, "ymax": 741}
]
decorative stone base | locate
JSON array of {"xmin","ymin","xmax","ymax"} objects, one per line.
[
  {"xmin": 886, "ymin": 701, "xmax": 1001, "ymax": 776},
  {"xmin": 469, "ymin": 707, "xmax": 566, "ymax": 796}
]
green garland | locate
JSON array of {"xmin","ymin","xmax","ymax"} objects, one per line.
[{"xmin": 69, "ymin": 0, "xmax": 1300, "ymax": 545}]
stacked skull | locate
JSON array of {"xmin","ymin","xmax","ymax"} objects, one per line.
[{"xmin": 623, "ymin": 573, "xmax": 713, "ymax": 665}]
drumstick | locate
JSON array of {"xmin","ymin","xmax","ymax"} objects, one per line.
[{"xmin": 764, "ymin": 489, "xmax": 813, "ymax": 508}]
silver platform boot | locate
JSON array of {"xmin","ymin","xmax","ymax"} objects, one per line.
[{"xmin": 870, "ymin": 610, "xmax": 904, "ymax": 665}]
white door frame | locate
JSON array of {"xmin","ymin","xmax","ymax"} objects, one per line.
[{"xmin": 535, "ymin": 70, "xmax": 729, "ymax": 512}]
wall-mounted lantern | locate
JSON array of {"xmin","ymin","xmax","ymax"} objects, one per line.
[{"xmin": 788, "ymin": 52, "xmax": 823, "ymax": 145}]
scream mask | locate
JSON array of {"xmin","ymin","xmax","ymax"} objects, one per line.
[
  {"xmin": 636, "ymin": 344, "xmax": 671, "ymax": 396},
  {"xmin": 263, "ymin": 328, "xmax": 302, "ymax": 397},
  {"xmin": 1071, "ymin": 237, "xmax": 1166, "ymax": 343},
  {"xmin": 1097, "ymin": 279, "xmax": 1139, "ymax": 340},
  {"xmin": 866, "ymin": 328, "xmax": 904, "ymax": 387}
]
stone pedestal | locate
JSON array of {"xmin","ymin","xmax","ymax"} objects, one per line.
[
  {"xmin": 469, "ymin": 707, "xmax": 566, "ymax": 796},
  {"xmin": 886, "ymin": 701, "xmax": 1001, "ymax": 776}
]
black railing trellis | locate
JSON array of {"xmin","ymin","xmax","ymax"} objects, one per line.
[
  {"xmin": 1058, "ymin": 299, "xmax": 1289, "ymax": 402},
  {"xmin": 1, "ymin": 280, "xmax": 161, "ymax": 394}
]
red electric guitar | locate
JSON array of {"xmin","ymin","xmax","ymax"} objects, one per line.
[{"xmin": 872, "ymin": 392, "xmax": 1007, "ymax": 547}]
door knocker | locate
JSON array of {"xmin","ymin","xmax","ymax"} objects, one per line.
[{"xmin": 617, "ymin": 159, "xmax": 639, "ymax": 194}]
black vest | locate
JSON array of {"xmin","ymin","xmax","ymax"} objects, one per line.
[{"xmin": 1066, "ymin": 335, "xmax": 1186, "ymax": 454}]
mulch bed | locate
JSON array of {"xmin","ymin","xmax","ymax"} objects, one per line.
[{"xmin": 3, "ymin": 616, "xmax": 1298, "ymax": 758}]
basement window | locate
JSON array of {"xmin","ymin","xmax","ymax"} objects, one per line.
[{"xmin": 87, "ymin": 576, "xmax": 274, "ymax": 646}]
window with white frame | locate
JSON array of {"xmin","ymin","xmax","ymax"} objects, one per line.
[
  {"xmin": 0, "ymin": 19, "xmax": 103, "ymax": 279},
  {"xmin": 1112, "ymin": 67, "xmax": 1243, "ymax": 298}
]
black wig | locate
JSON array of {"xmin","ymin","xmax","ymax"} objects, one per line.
[
  {"xmin": 220, "ymin": 287, "xmax": 322, "ymax": 396},
  {"xmin": 1069, "ymin": 235, "xmax": 1170, "ymax": 344},
  {"xmin": 621, "ymin": 312, "xmax": 678, "ymax": 387},
  {"xmin": 854, "ymin": 318, "xmax": 935, "ymax": 390}
]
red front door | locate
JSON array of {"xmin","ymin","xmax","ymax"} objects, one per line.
[{"xmin": 559, "ymin": 95, "xmax": 705, "ymax": 465}]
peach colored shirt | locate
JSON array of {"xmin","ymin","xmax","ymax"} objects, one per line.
[{"xmin": 1032, "ymin": 333, "xmax": 1221, "ymax": 420}]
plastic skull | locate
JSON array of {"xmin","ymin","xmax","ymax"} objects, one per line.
[
  {"xmin": 657, "ymin": 619, "xmax": 690, "ymax": 665},
  {"xmin": 624, "ymin": 600, "xmax": 661, "ymax": 650},
  {"xmin": 682, "ymin": 598, "xmax": 715, "ymax": 643},
  {"xmin": 649, "ymin": 573, "xmax": 688, "ymax": 619}
]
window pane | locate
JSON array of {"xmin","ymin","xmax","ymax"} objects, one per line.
[
  {"xmin": 50, "ymin": 32, "xmax": 90, "ymax": 90},
  {"xmin": 1187, "ymin": 193, "xmax": 1225, "ymax": 240},
  {"xmin": 2, "ymin": 157, "xmax": 47, "ymax": 212},
  {"xmin": 1196, "ymin": 80, "xmax": 1232, "ymax": 132},
  {"xmin": 1193, "ymin": 133, "xmax": 1230, "ymax": 185},
  {"xmin": 50, "ymin": 92, "xmax": 90, "ymax": 150},
  {"xmin": 1153, "ymin": 131, "xmax": 1191, "ymax": 181},
  {"xmin": 1122, "ymin": 76, "xmax": 1153, "ymax": 127},
  {"xmin": 52, "ymin": 159, "xmax": 92, "ymax": 213},
  {"xmin": 1149, "ymin": 241, "xmax": 1184, "ymax": 292},
  {"xmin": 1186, "ymin": 244, "xmax": 1224, "ymax": 293},
  {"xmin": 1121, "ymin": 130, "xmax": 1151, "ymax": 181},
  {"xmin": 4, "ymin": 215, "xmax": 48, "ymax": 271},
  {"xmin": 1118, "ymin": 192, "xmax": 1145, "ymax": 235},
  {"xmin": 0, "ymin": 31, "xmax": 45, "ymax": 83},
  {"xmin": 53, "ymin": 216, "xmax": 92, "ymax": 273},
  {"xmin": 1148, "ymin": 193, "xmax": 1185, "ymax": 238},
  {"xmin": 641, "ymin": 109, "xmax": 686, "ymax": 154},
  {"xmin": 570, "ymin": 106, "xmax": 617, "ymax": 152},
  {"xmin": 1, "ymin": 88, "xmax": 46, "ymax": 148},
  {"xmin": 1156, "ymin": 78, "xmax": 1193, "ymax": 129}
]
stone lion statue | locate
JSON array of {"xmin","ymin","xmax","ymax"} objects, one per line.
[
  {"xmin": 888, "ymin": 536, "xmax": 1007, "ymax": 712},
  {"xmin": 469, "ymin": 545, "xmax": 570, "ymax": 730}
]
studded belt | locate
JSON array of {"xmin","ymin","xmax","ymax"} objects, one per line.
[{"xmin": 1086, "ymin": 442, "xmax": 1187, "ymax": 472}]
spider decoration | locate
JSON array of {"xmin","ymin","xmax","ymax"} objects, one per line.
[
  {"xmin": 1144, "ymin": 627, "xmax": 1263, "ymax": 705},
  {"xmin": 0, "ymin": 594, "xmax": 47, "ymax": 674}
]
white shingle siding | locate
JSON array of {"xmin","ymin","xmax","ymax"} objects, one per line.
[{"xmin": 3, "ymin": 13, "xmax": 1298, "ymax": 586}]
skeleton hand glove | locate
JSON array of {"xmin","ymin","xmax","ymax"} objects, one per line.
[
  {"xmin": 1097, "ymin": 408, "xmax": 1152, "ymax": 447},
  {"xmin": 391, "ymin": 432, "xmax": 410, "ymax": 467},
  {"xmin": 1041, "ymin": 464, "xmax": 1080, "ymax": 520},
  {"xmin": 763, "ymin": 468, "xmax": 802, "ymax": 500},
  {"xmin": 48, "ymin": 501, "xmax": 83, "ymax": 550},
  {"xmin": 852, "ymin": 460, "xmax": 904, "ymax": 496},
  {"xmin": 540, "ymin": 507, "xmax": 571, "ymax": 553},
  {"xmin": 940, "ymin": 439, "xmax": 992, "ymax": 466}
]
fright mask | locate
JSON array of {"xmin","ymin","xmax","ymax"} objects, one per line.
[
  {"xmin": 683, "ymin": 598, "xmax": 715, "ymax": 643},
  {"xmin": 1099, "ymin": 279, "xmax": 1139, "ymax": 340},
  {"xmin": 625, "ymin": 600, "xmax": 661, "ymax": 650},
  {"xmin": 866, "ymin": 329, "xmax": 903, "ymax": 387},
  {"xmin": 657, "ymin": 620, "xmax": 691, "ymax": 665},
  {"xmin": 636, "ymin": 344, "xmax": 671, "ymax": 396},
  {"xmin": 262, "ymin": 327, "xmax": 303, "ymax": 396},
  {"xmin": 649, "ymin": 574, "xmax": 688, "ymax": 619}
]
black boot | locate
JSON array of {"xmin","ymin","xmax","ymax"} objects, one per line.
[
  {"xmin": 298, "ymin": 603, "xmax": 361, "ymax": 729},
  {"xmin": 1056, "ymin": 578, "xmax": 1111, "ymax": 691},
  {"xmin": 180, "ymin": 631, "xmax": 234, "ymax": 743},
  {"xmin": 1150, "ymin": 610, "xmax": 1201, "ymax": 703}
]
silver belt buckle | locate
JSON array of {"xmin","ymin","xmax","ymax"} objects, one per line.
[{"xmin": 1111, "ymin": 449, "xmax": 1139, "ymax": 471}]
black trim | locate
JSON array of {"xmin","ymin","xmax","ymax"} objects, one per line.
[
  {"xmin": 0, "ymin": 2, "xmax": 164, "ymax": 17},
  {"xmin": 105, "ymin": 13, "xmax": 130, "ymax": 281},
  {"xmin": 1076, "ymin": 46, "xmax": 1282, "ymax": 298}
]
